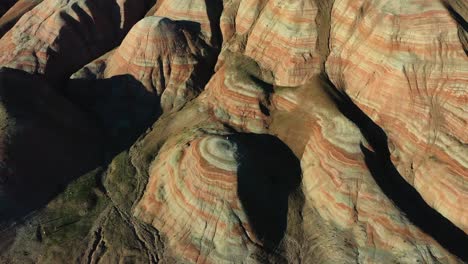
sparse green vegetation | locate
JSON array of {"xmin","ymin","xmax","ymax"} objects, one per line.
[
  {"xmin": 40, "ymin": 168, "xmax": 109, "ymax": 248},
  {"xmin": 104, "ymin": 151, "xmax": 137, "ymax": 211}
]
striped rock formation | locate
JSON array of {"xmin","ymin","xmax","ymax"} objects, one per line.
[
  {"xmin": 0, "ymin": 0, "xmax": 42, "ymax": 37},
  {"xmin": 98, "ymin": 16, "xmax": 214, "ymax": 112},
  {"xmin": 0, "ymin": 0, "xmax": 17, "ymax": 18},
  {"xmin": 300, "ymin": 113, "xmax": 461, "ymax": 263},
  {"xmin": 325, "ymin": 0, "xmax": 468, "ymax": 233},
  {"xmin": 0, "ymin": 0, "xmax": 152, "ymax": 82},
  {"xmin": 66, "ymin": 16, "xmax": 217, "ymax": 151},
  {"xmin": 217, "ymin": 0, "xmax": 321, "ymax": 86},
  {"xmin": 242, "ymin": 0, "xmax": 320, "ymax": 86},
  {"xmin": 199, "ymin": 52, "xmax": 273, "ymax": 133},
  {"xmin": 69, "ymin": 10, "xmax": 220, "ymax": 118},
  {"xmin": 0, "ymin": 0, "xmax": 467, "ymax": 263},
  {"xmin": 133, "ymin": 121, "xmax": 302, "ymax": 263},
  {"xmin": 269, "ymin": 79, "xmax": 462, "ymax": 262},
  {"xmin": 148, "ymin": 0, "xmax": 223, "ymax": 48},
  {"xmin": 134, "ymin": 131, "xmax": 260, "ymax": 263},
  {"xmin": 212, "ymin": 71, "xmax": 468, "ymax": 263}
]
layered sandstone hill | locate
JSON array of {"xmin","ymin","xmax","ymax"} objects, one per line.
[
  {"xmin": 0, "ymin": 0, "xmax": 43, "ymax": 37},
  {"xmin": 0, "ymin": 0, "xmax": 467, "ymax": 263}
]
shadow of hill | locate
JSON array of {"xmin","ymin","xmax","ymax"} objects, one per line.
[
  {"xmin": 42, "ymin": 0, "xmax": 155, "ymax": 85},
  {"xmin": 65, "ymin": 75, "xmax": 162, "ymax": 160},
  {"xmin": 0, "ymin": 0, "xmax": 17, "ymax": 18},
  {"xmin": 320, "ymin": 74, "xmax": 468, "ymax": 261},
  {"xmin": 442, "ymin": 1, "xmax": 468, "ymax": 32},
  {"xmin": 442, "ymin": 1, "xmax": 468, "ymax": 56},
  {"xmin": 0, "ymin": 69, "xmax": 161, "ymax": 226},
  {"xmin": 229, "ymin": 133, "xmax": 301, "ymax": 249},
  {"xmin": 203, "ymin": 0, "xmax": 223, "ymax": 48},
  {"xmin": 0, "ymin": 68, "xmax": 103, "ymax": 223}
]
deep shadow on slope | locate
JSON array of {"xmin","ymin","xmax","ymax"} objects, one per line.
[
  {"xmin": 0, "ymin": 70, "xmax": 160, "ymax": 225},
  {"xmin": 320, "ymin": 74, "xmax": 468, "ymax": 261},
  {"xmin": 203, "ymin": 0, "xmax": 223, "ymax": 48},
  {"xmin": 0, "ymin": 69, "xmax": 103, "ymax": 223},
  {"xmin": 442, "ymin": 1, "xmax": 468, "ymax": 32},
  {"xmin": 0, "ymin": 0, "xmax": 42, "ymax": 38},
  {"xmin": 0, "ymin": 0, "xmax": 17, "ymax": 18},
  {"xmin": 65, "ymin": 75, "xmax": 162, "ymax": 160},
  {"xmin": 230, "ymin": 133, "xmax": 302, "ymax": 249},
  {"xmin": 442, "ymin": 0, "xmax": 468, "ymax": 56}
]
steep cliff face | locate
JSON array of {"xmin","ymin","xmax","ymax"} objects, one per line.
[
  {"xmin": 0, "ymin": 0, "xmax": 466, "ymax": 263},
  {"xmin": 0, "ymin": 68, "xmax": 102, "ymax": 223}
]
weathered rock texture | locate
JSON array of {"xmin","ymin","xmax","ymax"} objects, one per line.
[
  {"xmin": 0, "ymin": 68, "xmax": 101, "ymax": 221},
  {"xmin": 326, "ymin": 0, "xmax": 468, "ymax": 233},
  {"xmin": 134, "ymin": 132, "xmax": 260, "ymax": 263},
  {"xmin": 0, "ymin": 0, "xmax": 153, "ymax": 82},
  {"xmin": 0, "ymin": 0, "xmax": 467, "ymax": 263},
  {"xmin": 0, "ymin": 0, "xmax": 43, "ymax": 37},
  {"xmin": 71, "ymin": 16, "xmax": 215, "ymax": 113}
]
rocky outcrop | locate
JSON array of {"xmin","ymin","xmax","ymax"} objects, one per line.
[
  {"xmin": 294, "ymin": 78, "xmax": 463, "ymax": 262},
  {"xmin": 149, "ymin": 0, "xmax": 223, "ymax": 48},
  {"xmin": 217, "ymin": 0, "xmax": 320, "ymax": 86},
  {"xmin": 325, "ymin": 0, "xmax": 468, "ymax": 234},
  {"xmin": 66, "ymin": 15, "xmax": 218, "ymax": 156},
  {"xmin": 0, "ymin": 0, "xmax": 153, "ymax": 83},
  {"xmin": 134, "ymin": 131, "xmax": 260, "ymax": 263},
  {"xmin": 200, "ymin": 52, "xmax": 273, "ymax": 133},
  {"xmin": 72, "ymin": 16, "xmax": 215, "ymax": 113}
]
